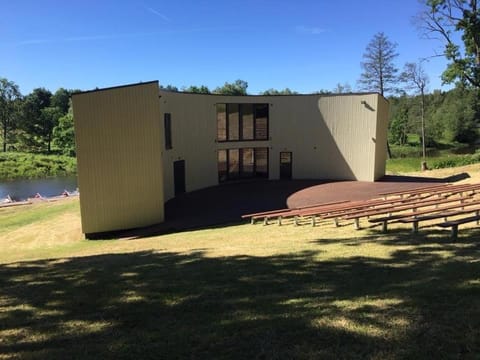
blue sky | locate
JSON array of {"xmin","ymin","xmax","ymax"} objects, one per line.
[{"xmin": 1, "ymin": 0, "xmax": 452, "ymax": 95}]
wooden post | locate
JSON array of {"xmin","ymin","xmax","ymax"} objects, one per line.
[
  {"xmin": 382, "ymin": 220, "xmax": 388, "ymax": 233},
  {"xmin": 412, "ymin": 221, "xmax": 419, "ymax": 234},
  {"xmin": 354, "ymin": 218, "xmax": 360, "ymax": 230},
  {"xmin": 451, "ymin": 225, "xmax": 458, "ymax": 241}
]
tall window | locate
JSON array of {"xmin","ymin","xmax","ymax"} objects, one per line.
[
  {"xmin": 164, "ymin": 113, "xmax": 172, "ymax": 149},
  {"xmin": 216, "ymin": 103, "xmax": 269, "ymax": 142},
  {"xmin": 217, "ymin": 104, "xmax": 227, "ymax": 142},
  {"xmin": 254, "ymin": 104, "xmax": 268, "ymax": 140},
  {"xmin": 218, "ymin": 147, "xmax": 269, "ymax": 182}
]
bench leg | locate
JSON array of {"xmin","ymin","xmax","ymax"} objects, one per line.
[
  {"xmin": 412, "ymin": 221, "xmax": 419, "ymax": 234},
  {"xmin": 451, "ymin": 225, "xmax": 458, "ymax": 241},
  {"xmin": 311, "ymin": 216, "xmax": 316, "ymax": 227},
  {"xmin": 263, "ymin": 217, "xmax": 268, "ymax": 226},
  {"xmin": 382, "ymin": 220, "xmax": 388, "ymax": 233},
  {"xmin": 278, "ymin": 216, "xmax": 282, "ymax": 226},
  {"xmin": 294, "ymin": 216, "xmax": 299, "ymax": 226},
  {"xmin": 251, "ymin": 218, "xmax": 255, "ymax": 225},
  {"xmin": 333, "ymin": 218, "xmax": 339, "ymax": 227},
  {"xmin": 476, "ymin": 211, "xmax": 480, "ymax": 225},
  {"xmin": 354, "ymin": 218, "xmax": 360, "ymax": 230}
]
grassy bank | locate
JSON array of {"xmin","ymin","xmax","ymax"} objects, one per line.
[
  {"xmin": 387, "ymin": 143, "xmax": 480, "ymax": 173},
  {"xmin": 0, "ymin": 152, "xmax": 76, "ymax": 181},
  {"xmin": 1, "ymin": 180, "xmax": 479, "ymax": 358}
]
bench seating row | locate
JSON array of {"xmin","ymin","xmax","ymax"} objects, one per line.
[{"xmin": 241, "ymin": 182, "xmax": 480, "ymax": 239}]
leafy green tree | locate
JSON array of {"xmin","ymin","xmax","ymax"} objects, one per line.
[
  {"xmin": 19, "ymin": 88, "xmax": 52, "ymax": 152},
  {"xmin": 53, "ymin": 103, "xmax": 75, "ymax": 156},
  {"xmin": 389, "ymin": 95, "xmax": 410, "ymax": 145},
  {"xmin": 159, "ymin": 84, "xmax": 179, "ymax": 92},
  {"xmin": 182, "ymin": 85, "xmax": 211, "ymax": 94},
  {"xmin": 432, "ymin": 86, "xmax": 478, "ymax": 143},
  {"xmin": 40, "ymin": 106, "xmax": 63, "ymax": 153},
  {"xmin": 51, "ymin": 88, "xmax": 71, "ymax": 114},
  {"xmin": 261, "ymin": 88, "xmax": 298, "ymax": 95},
  {"xmin": 214, "ymin": 80, "xmax": 248, "ymax": 95},
  {"xmin": 358, "ymin": 32, "xmax": 399, "ymax": 96},
  {"xmin": 0, "ymin": 78, "xmax": 22, "ymax": 152},
  {"xmin": 418, "ymin": 0, "xmax": 480, "ymax": 88}
]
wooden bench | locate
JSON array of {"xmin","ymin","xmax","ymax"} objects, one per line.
[
  {"xmin": 378, "ymin": 183, "xmax": 450, "ymax": 199},
  {"xmin": 437, "ymin": 214, "xmax": 480, "ymax": 240},
  {"xmin": 341, "ymin": 194, "xmax": 474, "ymax": 229},
  {"xmin": 243, "ymin": 200, "xmax": 349, "ymax": 225},
  {"xmin": 369, "ymin": 198, "xmax": 480, "ymax": 232},
  {"xmin": 398, "ymin": 207, "xmax": 480, "ymax": 233},
  {"xmin": 296, "ymin": 193, "xmax": 444, "ymax": 227},
  {"xmin": 379, "ymin": 183, "xmax": 480, "ymax": 202}
]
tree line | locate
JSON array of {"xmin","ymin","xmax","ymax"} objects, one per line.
[
  {"xmin": 1, "ymin": 0, "xmax": 478, "ymax": 162},
  {"xmin": 0, "ymin": 83, "xmax": 76, "ymax": 156}
]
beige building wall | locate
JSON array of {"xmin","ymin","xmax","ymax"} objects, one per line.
[
  {"xmin": 160, "ymin": 92, "xmax": 388, "ymax": 200},
  {"xmin": 374, "ymin": 96, "xmax": 390, "ymax": 180},
  {"xmin": 73, "ymin": 81, "xmax": 388, "ymax": 235},
  {"xmin": 72, "ymin": 82, "xmax": 164, "ymax": 235},
  {"xmin": 268, "ymin": 94, "xmax": 383, "ymax": 181}
]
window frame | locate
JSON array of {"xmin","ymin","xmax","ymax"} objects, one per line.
[
  {"xmin": 164, "ymin": 113, "xmax": 172, "ymax": 150},
  {"xmin": 216, "ymin": 103, "xmax": 269, "ymax": 142}
]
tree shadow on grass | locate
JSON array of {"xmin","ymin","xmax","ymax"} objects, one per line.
[{"xmin": 0, "ymin": 235, "xmax": 479, "ymax": 359}]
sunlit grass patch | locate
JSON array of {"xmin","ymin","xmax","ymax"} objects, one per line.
[{"xmin": 0, "ymin": 185, "xmax": 479, "ymax": 358}]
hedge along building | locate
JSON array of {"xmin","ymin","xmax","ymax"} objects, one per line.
[{"xmin": 72, "ymin": 80, "xmax": 389, "ymax": 238}]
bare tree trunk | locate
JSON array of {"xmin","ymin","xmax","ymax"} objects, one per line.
[{"xmin": 420, "ymin": 90, "xmax": 427, "ymax": 170}]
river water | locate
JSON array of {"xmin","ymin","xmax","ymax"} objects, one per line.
[{"xmin": 0, "ymin": 176, "xmax": 78, "ymax": 201}]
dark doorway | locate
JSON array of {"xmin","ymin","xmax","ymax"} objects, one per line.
[
  {"xmin": 280, "ymin": 152, "xmax": 292, "ymax": 179},
  {"xmin": 173, "ymin": 160, "xmax": 186, "ymax": 195}
]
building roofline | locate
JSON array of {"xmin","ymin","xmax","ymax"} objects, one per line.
[
  {"xmin": 71, "ymin": 80, "xmax": 387, "ymax": 102},
  {"xmin": 160, "ymin": 89, "xmax": 386, "ymax": 99},
  {"xmin": 72, "ymin": 81, "xmax": 159, "ymax": 97}
]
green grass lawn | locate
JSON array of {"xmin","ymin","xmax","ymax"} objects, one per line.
[{"xmin": 1, "ymin": 199, "xmax": 479, "ymax": 359}]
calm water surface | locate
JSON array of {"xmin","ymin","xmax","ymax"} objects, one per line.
[{"xmin": 0, "ymin": 176, "xmax": 78, "ymax": 201}]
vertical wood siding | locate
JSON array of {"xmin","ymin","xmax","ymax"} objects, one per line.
[{"xmin": 72, "ymin": 82, "xmax": 164, "ymax": 235}]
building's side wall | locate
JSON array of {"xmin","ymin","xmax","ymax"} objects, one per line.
[
  {"xmin": 72, "ymin": 82, "xmax": 164, "ymax": 235},
  {"xmin": 269, "ymin": 94, "xmax": 380, "ymax": 181},
  {"xmin": 374, "ymin": 96, "xmax": 389, "ymax": 180},
  {"xmin": 160, "ymin": 92, "xmax": 218, "ymax": 202},
  {"xmin": 160, "ymin": 92, "xmax": 386, "ymax": 200}
]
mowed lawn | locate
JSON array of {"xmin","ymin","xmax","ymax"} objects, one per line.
[{"xmin": 1, "ymin": 189, "xmax": 480, "ymax": 358}]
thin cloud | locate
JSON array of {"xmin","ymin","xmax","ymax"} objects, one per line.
[
  {"xmin": 13, "ymin": 33, "xmax": 154, "ymax": 46},
  {"xmin": 295, "ymin": 26, "xmax": 327, "ymax": 35},
  {"xmin": 11, "ymin": 28, "xmax": 225, "ymax": 47},
  {"xmin": 144, "ymin": 6, "xmax": 171, "ymax": 23}
]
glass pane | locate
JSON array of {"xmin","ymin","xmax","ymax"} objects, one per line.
[
  {"xmin": 241, "ymin": 104, "xmax": 254, "ymax": 140},
  {"xmin": 218, "ymin": 149, "xmax": 227, "ymax": 182},
  {"xmin": 228, "ymin": 149, "xmax": 239, "ymax": 178},
  {"xmin": 241, "ymin": 148, "xmax": 254, "ymax": 177},
  {"xmin": 228, "ymin": 104, "xmax": 240, "ymax": 141},
  {"xmin": 280, "ymin": 152, "xmax": 291, "ymax": 164},
  {"xmin": 217, "ymin": 104, "xmax": 226, "ymax": 142},
  {"xmin": 255, "ymin": 104, "xmax": 268, "ymax": 140},
  {"xmin": 164, "ymin": 113, "xmax": 172, "ymax": 149},
  {"xmin": 255, "ymin": 147, "xmax": 268, "ymax": 177}
]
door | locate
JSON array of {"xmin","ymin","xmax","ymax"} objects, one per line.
[
  {"xmin": 279, "ymin": 152, "xmax": 292, "ymax": 179},
  {"xmin": 173, "ymin": 160, "xmax": 186, "ymax": 195}
]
